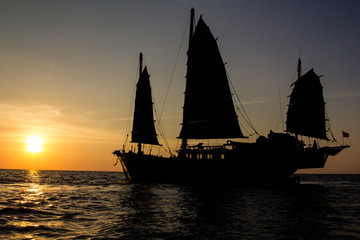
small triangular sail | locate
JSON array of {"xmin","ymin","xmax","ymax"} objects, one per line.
[
  {"xmin": 131, "ymin": 55, "xmax": 159, "ymax": 145},
  {"xmin": 286, "ymin": 68, "xmax": 327, "ymax": 140},
  {"xmin": 179, "ymin": 14, "xmax": 244, "ymax": 139}
]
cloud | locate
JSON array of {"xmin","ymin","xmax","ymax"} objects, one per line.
[
  {"xmin": 0, "ymin": 104, "xmax": 61, "ymax": 122},
  {"xmin": 329, "ymin": 91, "xmax": 360, "ymax": 99},
  {"xmin": 0, "ymin": 103, "xmax": 121, "ymax": 144},
  {"xmin": 237, "ymin": 99, "xmax": 273, "ymax": 106},
  {"xmin": 81, "ymin": 109, "xmax": 130, "ymax": 123}
]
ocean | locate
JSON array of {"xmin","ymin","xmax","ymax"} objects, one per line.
[{"xmin": 0, "ymin": 169, "xmax": 359, "ymax": 240}]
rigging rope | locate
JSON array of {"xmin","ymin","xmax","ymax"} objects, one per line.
[
  {"xmin": 275, "ymin": 63, "xmax": 298, "ymax": 132},
  {"xmin": 121, "ymin": 12, "xmax": 190, "ymax": 155},
  {"xmin": 154, "ymin": 12, "xmax": 190, "ymax": 155},
  {"xmin": 325, "ymin": 107, "xmax": 341, "ymax": 145},
  {"xmin": 122, "ymin": 64, "xmax": 139, "ymax": 149},
  {"xmin": 226, "ymin": 70, "xmax": 258, "ymax": 136},
  {"xmin": 160, "ymin": 14, "xmax": 189, "ymax": 117},
  {"xmin": 153, "ymin": 95, "xmax": 172, "ymax": 156},
  {"xmin": 278, "ymin": 90, "xmax": 285, "ymax": 131},
  {"xmin": 275, "ymin": 86, "xmax": 292, "ymax": 132}
]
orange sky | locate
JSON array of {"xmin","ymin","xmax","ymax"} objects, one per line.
[{"xmin": 0, "ymin": 1, "xmax": 359, "ymax": 173}]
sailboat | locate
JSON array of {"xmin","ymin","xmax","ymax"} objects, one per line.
[{"xmin": 113, "ymin": 9, "xmax": 349, "ymax": 185}]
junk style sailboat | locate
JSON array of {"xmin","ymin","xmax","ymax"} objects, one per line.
[{"xmin": 113, "ymin": 9, "xmax": 349, "ymax": 185}]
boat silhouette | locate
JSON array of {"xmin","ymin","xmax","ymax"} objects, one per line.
[{"xmin": 113, "ymin": 8, "xmax": 349, "ymax": 185}]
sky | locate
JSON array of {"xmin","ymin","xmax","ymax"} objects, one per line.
[{"xmin": 0, "ymin": 0, "xmax": 359, "ymax": 173}]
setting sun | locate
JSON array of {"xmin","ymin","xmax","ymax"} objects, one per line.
[{"xmin": 25, "ymin": 136, "xmax": 45, "ymax": 153}]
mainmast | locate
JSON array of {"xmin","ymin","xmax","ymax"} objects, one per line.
[
  {"xmin": 139, "ymin": 52, "xmax": 143, "ymax": 79},
  {"xmin": 138, "ymin": 52, "xmax": 143, "ymax": 153},
  {"xmin": 189, "ymin": 8, "xmax": 195, "ymax": 44},
  {"xmin": 179, "ymin": 8, "xmax": 244, "ymax": 146},
  {"xmin": 181, "ymin": 8, "xmax": 195, "ymax": 151},
  {"xmin": 297, "ymin": 58, "xmax": 302, "ymax": 79}
]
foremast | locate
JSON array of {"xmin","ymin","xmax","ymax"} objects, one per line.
[{"xmin": 131, "ymin": 53, "xmax": 159, "ymax": 153}]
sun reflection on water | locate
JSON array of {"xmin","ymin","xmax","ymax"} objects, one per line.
[
  {"xmin": 26, "ymin": 169, "xmax": 41, "ymax": 183},
  {"xmin": 8, "ymin": 170, "xmax": 49, "ymax": 239},
  {"xmin": 15, "ymin": 170, "xmax": 44, "ymax": 207}
]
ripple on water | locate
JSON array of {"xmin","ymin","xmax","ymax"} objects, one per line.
[{"xmin": 1, "ymin": 170, "xmax": 360, "ymax": 239}]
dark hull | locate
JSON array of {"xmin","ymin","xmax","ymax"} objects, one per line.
[{"xmin": 115, "ymin": 137, "xmax": 348, "ymax": 185}]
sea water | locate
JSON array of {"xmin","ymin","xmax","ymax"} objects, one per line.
[{"xmin": 0, "ymin": 169, "xmax": 359, "ymax": 239}]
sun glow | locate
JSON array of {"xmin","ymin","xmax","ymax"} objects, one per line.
[{"xmin": 25, "ymin": 136, "xmax": 45, "ymax": 153}]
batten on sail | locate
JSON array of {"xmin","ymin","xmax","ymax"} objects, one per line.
[
  {"xmin": 179, "ymin": 13, "xmax": 244, "ymax": 140},
  {"xmin": 113, "ymin": 8, "xmax": 350, "ymax": 185},
  {"xmin": 131, "ymin": 54, "xmax": 159, "ymax": 145},
  {"xmin": 286, "ymin": 68, "xmax": 328, "ymax": 140}
]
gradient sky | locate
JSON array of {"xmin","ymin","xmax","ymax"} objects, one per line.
[{"xmin": 0, "ymin": 0, "xmax": 359, "ymax": 173}]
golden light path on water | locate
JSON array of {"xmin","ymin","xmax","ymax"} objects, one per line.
[{"xmin": 11, "ymin": 170, "xmax": 56, "ymax": 239}]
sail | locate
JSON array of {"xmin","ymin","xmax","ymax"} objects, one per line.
[
  {"xmin": 179, "ymin": 15, "xmax": 244, "ymax": 139},
  {"xmin": 132, "ymin": 65, "xmax": 159, "ymax": 145},
  {"xmin": 286, "ymin": 69, "xmax": 328, "ymax": 140}
]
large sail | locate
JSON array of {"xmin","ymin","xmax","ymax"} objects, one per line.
[
  {"xmin": 179, "ymin": 14, "xmax": 244, "ymax": 139},
  {"xmin": 286, "ymin": 68, "xmax": 328, "ymax": 140},
  {"xmin": 131, "ymin": 55, "xmax": 159, "ymax": 145}
]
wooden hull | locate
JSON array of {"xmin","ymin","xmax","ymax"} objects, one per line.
[{"xmin": 114, "ymin": 138, "xmax": 348, "ymax": 185}]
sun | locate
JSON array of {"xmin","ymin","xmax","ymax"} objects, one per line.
[{"xmin": 25, "ymin": 136, "xmax": 45, "ymax": 153}]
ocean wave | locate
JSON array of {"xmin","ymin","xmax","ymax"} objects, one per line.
[{"xmin": 0, "ymin": 170, "xmax": 359, "ymax": 239}]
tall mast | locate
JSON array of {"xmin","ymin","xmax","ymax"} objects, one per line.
[
  {"xmin": 297, "ymin": 58, "xmax": 302, "ymax": 79},
  {"xmin": 287, "ymin": 62, "xmax": 328, "ymax": 140},
  {"xmin": 179, "ymin": 7, "xmax": 244, "ymax": 145},
  {"xmin": 189, "ymin": 8, "xmax": 195, "ymax": 45},
  {"xmin": 295, "ymin": 57, "xmax": 301, "ymax": 140},
  {"xmin": 181, "ymin": 8, "xmax": 195, "ymax": 152},
  {"xmin": 138, "ymin": 52, "xmax": 143, "ymax": 154},
  {"xmin": 139, "ymin": 52, "xmax": 143, "ymax": 77}
]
